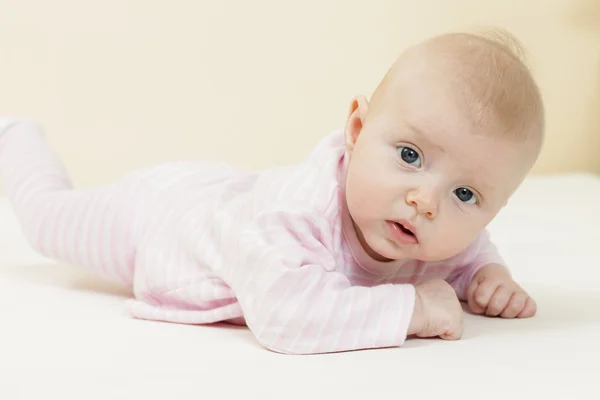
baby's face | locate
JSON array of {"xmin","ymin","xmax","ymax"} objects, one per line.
[{"xmin": 343, "ymin": 76, "xmax": 537, "ymax": 265}]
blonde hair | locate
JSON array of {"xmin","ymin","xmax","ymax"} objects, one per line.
[
  {"xmin": 373, "ymin": 28, "xmax": 545, "ymax": 150},
  {"xmin": 425, "ymin": 28, "xmax": 545, "ymax": 144}
]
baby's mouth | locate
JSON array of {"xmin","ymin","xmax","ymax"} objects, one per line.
[
  {"xmin": 396, "ymin": 223, "xmax": 415, "ymax": 237},
  {"xmin": 389, "ymin": 220, "xmax": 419, "ymax": 244}
]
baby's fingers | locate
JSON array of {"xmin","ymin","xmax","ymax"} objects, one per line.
[
  {"xmin": 485, "ymin": 286, "xmax": 512, "ymax": 317},
  {"xmin": 466, "ymin": 280, "xmax": 485, "ymax": 314},
  {"xmin": 439, "ymin": 313, "xmax": 464, "ymax": 341},
  {"xmin": 468, "ymin": 279, "xmax": 501, "ymax": 314},
  {"xmin": 517, "ymin": 297, "xmax": 537, "ymax": 318},
  {"xmin": 500, "ymin": 292, "xmax": 527, "ymax": 318}
]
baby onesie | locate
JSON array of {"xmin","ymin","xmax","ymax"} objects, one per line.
[{"xmin": 0, "ymin": 118, "xmax": 504, "ymax": 354}]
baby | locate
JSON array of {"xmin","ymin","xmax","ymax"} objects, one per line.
[{"xmin": 0, "ymin": 29, "xmax": 543, "ymax": 354}]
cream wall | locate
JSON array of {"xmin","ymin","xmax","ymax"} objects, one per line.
[{"xmin": 0, "ymin": 0, "xmax": 598, "ymax": 189}]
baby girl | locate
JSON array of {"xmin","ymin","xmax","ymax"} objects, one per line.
[{"xmin": 0, "ymin": 29, "xmax": 543, "ymax": 354}]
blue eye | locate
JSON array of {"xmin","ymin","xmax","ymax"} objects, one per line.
[
  {"xmin": 398, "ymin": 146, "xmax": 421, "ymax": 167},
  {"xmin": 455, "ymin": 187, "xmax": 477, "ymax": 205}
]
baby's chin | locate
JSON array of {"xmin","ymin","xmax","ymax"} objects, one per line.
[
  {"xmin": 366, "ymin": 235, "xmax": 420, "ymax": 262},
  {"xmin": 370, "ymin": 235, "xmax": 460, "ymax": 263}
]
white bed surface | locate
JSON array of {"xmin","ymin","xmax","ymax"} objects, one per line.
[{"xmin": 1, "ymin": 173, "xmax": 599, "ymax": 399}]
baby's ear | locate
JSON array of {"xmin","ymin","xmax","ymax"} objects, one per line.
[{"xmin": 344, "ymin": 96, "xmax": 369, "ymax": 154}]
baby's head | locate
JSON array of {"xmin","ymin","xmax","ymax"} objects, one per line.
[{"xmin": 343, "ymin": 29, "xmax": 544, "ymax": 265}]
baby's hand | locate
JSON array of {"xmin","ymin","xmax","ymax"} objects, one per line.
[
  {"xmin": 408, "ymin": 279, "xmax": 464, "ymax": 340},
  {"xmin": 466, "ymin": 264, "xmax": 537, "ymax": 318}
]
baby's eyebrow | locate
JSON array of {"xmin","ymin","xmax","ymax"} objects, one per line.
[
  {"xmin": 403, "ymin": 121, "xmax": 445, "ymax": 153},
  {"xmin": 469, "ymin": 178, "xmax": 495, "ymax": 196}
]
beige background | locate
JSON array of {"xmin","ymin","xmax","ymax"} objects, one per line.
[{"xmin": 0, "ymin": 0, "xmax": 598, "ymax": 189}]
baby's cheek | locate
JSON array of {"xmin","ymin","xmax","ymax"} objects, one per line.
[
  {"xmin": 429, "ymin": 224, "xmax": 478, "ymax": 260},
  {"xmin": 351, "ymin": 172, "xmax": 386, "ymax": 203}
]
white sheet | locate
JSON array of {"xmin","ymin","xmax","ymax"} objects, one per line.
[{"xmin": 1, "ymin": 173, "xmax": 599, "ymax": 399}]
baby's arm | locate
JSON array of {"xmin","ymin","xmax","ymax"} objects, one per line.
[
  {"xmin": 222, "ymin": 207, "xmax": 469, "ymax": 354},
  {"xmin": 222, "ymin": 208, "xmax": 420, "ymax": 355},
  {"xmin": 446, "ymin": 230, "xmax": 536, "ymax": 318}
]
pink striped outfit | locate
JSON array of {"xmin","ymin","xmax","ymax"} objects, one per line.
[{"xmin": 0, "ymin": 117, "xmax": 505, "ymax": 354}]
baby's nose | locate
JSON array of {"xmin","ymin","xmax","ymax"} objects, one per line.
[{"xmin": 406, "ymin": 189, "xmax": 438, "ymax": 219}]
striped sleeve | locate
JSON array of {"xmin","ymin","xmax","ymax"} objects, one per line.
[{"xmin": 222, "ymin": 207, "xmax": 416, "ymax": 355}]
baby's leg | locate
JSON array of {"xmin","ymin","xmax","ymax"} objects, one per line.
[{"xmin": 0, "ymin": 118, "xmax": 136, "ymax": 286}]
